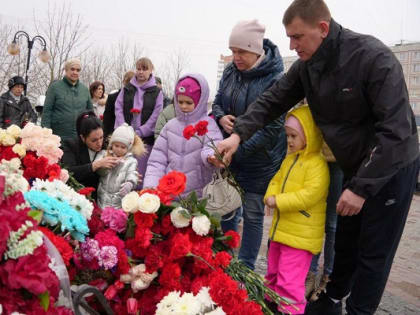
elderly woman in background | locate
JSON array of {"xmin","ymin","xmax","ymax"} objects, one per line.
[
  {"xmin": 61, "ymin": 111, "xmax": 120, "ymax": 199},
  {"xmin": 114, "ymin": 57, "xmax": 163, "ymax": 189},
  {"xmin": 90, "ymin": 81, "xmax": 107, "ymax": 118},
  {"xmin": 212, "ymin": 19, "xmax": 287, "ymax": 270}
]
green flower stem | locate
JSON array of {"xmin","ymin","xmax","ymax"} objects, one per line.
[{"xmin": 186, "ymin": 252, "xmax": 216, "ymax": 271}]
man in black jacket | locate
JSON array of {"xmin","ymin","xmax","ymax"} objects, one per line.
[
  {"xmin": 217, "ymin": 1, "xmax": 419, "ymax": 314},
  {"xmin": 0, "ymin": 76, "xmax": 37, "ymax": 128}
]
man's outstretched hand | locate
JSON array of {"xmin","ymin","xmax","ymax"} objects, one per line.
[{"xmin": 212, "ymin": 133, "xmax": 241, "ymax": 167}]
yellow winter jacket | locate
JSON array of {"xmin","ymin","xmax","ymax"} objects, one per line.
[{"xmin": 265, "ymin": 105, "xmax": 329, "ymax": 254}]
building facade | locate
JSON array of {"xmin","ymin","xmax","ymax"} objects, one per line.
[
  {"xmin": 215, "ymin": 54, "xmax": 233, "ymax": 91},
  {"xmin": 391, "ymin": 42, "xmax": 420, "ymax": 115}
]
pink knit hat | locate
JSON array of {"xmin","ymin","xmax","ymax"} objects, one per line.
[
  {"xmin": 285, "ymin": 115, "xmax": 306, "ymax": 144},
  {"xmin": 175, "ymin": 77, "xmax": 201, "ymax": 107},
  {"xmin": 229, "ymin": 19, "xmax": 265, "ymax": 55}
]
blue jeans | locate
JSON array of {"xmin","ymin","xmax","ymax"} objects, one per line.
[
  {"xmin": 221, "ymin": 192, "xmax": 265, "ymax": 270},
  {"xmin": 310, "ymin": 162, "xmax": 343, "ymax": 275}
]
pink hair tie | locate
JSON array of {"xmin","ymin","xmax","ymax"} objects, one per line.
[{"xmin": 83, "ymin": 114, "xmax": 89, "ymax": 119}]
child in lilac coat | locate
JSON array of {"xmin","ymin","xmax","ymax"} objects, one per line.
[{"xmin": 144, "ymin": 73, "xmax": 223, "ymax": 197}]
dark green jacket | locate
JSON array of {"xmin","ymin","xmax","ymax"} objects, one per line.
[{"xmin": 42, "ymin": 77, "xmax": 93, "ymax": 140}]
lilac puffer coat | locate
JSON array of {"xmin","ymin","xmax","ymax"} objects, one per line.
[{"xmin": 143, "ymin": 73, "xmax": 223, "ymax": 197}]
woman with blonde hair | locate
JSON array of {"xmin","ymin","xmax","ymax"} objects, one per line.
[{"xmin": 114, "ymin": 58, "xmax": 163, "ymax": 189}]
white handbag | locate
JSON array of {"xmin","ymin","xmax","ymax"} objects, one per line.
[{"xmin": 203, "ymin": 170, "xmax": 242, "ymax": 218}]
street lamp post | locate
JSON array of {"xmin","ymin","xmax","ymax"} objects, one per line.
[{"xmin": 7, "ymin": 31, "xmax": 50, "ymax": 96}]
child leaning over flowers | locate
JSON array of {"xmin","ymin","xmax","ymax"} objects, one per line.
[
  {"xmin": 97, "ymin": 123, "xmax": 145, "ymax": 209},
  {"xmin": 264, "ymin": 105, "xmax": 329, "ymax": 315},
  {"xmin": 143, "ymin": 73, "xmax": 223, "ymax": 197}
]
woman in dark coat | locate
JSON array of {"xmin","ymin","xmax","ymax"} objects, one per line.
[
  {"xmin": 61, "ymin": 111, "xmax": 120, "ymax": 198},
  {"xmin": 212, "ymin": 20, "xmax": 287, "ymax": 270}
]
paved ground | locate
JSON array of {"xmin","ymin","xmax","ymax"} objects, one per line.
[{"xmin": 242, "ymin": 193, "xmax": 420, "ymax": 314}]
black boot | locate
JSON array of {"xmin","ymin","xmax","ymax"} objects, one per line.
[{"xmin": 304, "ymin": 291, "xmax": 342, "ymax": 315}]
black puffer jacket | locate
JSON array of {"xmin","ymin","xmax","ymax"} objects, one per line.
[
  {"xmin": 0, "ymin": 91, "xmax": 37, "ymax": 128},
  {"xmin": 233, "ymin": 19, "xmax": 419, "ymax": 199}
]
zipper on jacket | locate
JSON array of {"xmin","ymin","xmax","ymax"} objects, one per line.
[{"xmin": 270, "ymin": 154, "xmax": 299, "ymax": 240}]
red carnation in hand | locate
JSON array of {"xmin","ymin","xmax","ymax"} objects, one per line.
[
  {"xmin": 157, "ymin": 171, "xmax": 186, "ymax": 196},
  {"xmin": 195, "ymin": 120, "xmax": 209, "ymax": 136},
  {"xmin": 224, "ymin": 230, "xmax": 240, "ymax": 248},
  {"xmin": 183, "ymin": 125, "xmax": 196, "ymax": 140},
  {"xmin": 130, "ymin": 108, "xmax": 141, "ymax": 114}
]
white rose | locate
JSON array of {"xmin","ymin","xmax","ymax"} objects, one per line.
[
  {"xmin": 138, "ymin": 193, "xmax": 160, "ymax": 214},
  {"xmin": 12, "ymin": 143, "xmax": 27, "ymax": 158},
  {"xmin": 170, "ymin": 207, "xmax": 191, "ymax": 228},
  {"xmin": 192, "ymin": 215, "xmax": 211, "ymax": 236},
  {"xmin": 6, "ymin": 124, "xmax": 21, "ymax": 139},
  {"xmin": 121, "ymin": 191, "xmax": 140, "ymax": 213}
]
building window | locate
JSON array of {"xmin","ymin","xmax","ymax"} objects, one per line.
[
  {"xmin": 412, "ymin": 76, "xmax": 420, "ymax": 85},
  {"xmin": 413, "ymin": 52, "xmax": 420, "ymax": 60},
  {"xmin": 399, "ymin": 52, "xmax": 409, "ymax": 61},
  {"xmin": 412, "ymin": 64, "xmax": 420, "ymax": 72}
]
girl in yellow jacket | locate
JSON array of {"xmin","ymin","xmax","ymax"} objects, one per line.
[{"xmin": 264, "ymin": 105, "xmax": 329, "ymax": 314}]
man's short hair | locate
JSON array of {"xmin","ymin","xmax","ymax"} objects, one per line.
[
  {"xmin": 283, "ymin": 0, "xmax": 331, "ymax": 26},
  {"xmin": 64, "ymin": 58, "xmax": 81, "ymax": 70}
]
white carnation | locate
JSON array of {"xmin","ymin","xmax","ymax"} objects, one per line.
[
  {"xmin": 138, "ymin": 193, "xmax": 160, "ymax": 214},
  {"xmin": 156, "ymin": 291, "xmax": 181, "ymax": 314},
  {"xmin": 174, "ymin": 293, "xmax": 201, "ymax": 315},
  {"xmin": 121, "ymin": 191, "xmax": 140, "ymax": 213},
  {"xmin": 170, "ymin": 207, "xmax": 191, "ymax": 228},
  {"xmin": 196, "ymin": 287, "xmax": 215, "ymax": 310},
  {"xmin": 205, "ymin": 307, "xmax": 226, "ymax": 315},
  {"xmin": 192, "ymin": 215, "xmax": 211, "ymax": 236}
]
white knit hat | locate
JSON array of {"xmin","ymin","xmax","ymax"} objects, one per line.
[
  {"xmin": 229, "ymin": 19, "xmax": 265, "ymax": 55},
  {"xmin": 110, "ymin": 123, "xmax": 135, "ymax": 150}
]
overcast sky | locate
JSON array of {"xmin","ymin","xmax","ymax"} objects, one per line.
[{"xmin": 1, "ymin": 0, "xmax": 420, "ymax": 97}]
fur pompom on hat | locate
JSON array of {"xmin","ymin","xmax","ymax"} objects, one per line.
[
  {"xmin": 229, "ymin": 19, "xmax": 265, "ymax": 55},
  {"xmin": 110, "ymin": 123, "xmax": 146, "ymax": 157}
]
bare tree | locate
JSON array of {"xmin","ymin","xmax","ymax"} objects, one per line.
[
  {"xmin": 0, "ymin": 20, "xmax": 26, "ymax": 95},
  {"xmin": 32, "ymin": 2, "xmax": 90, "ymax": 94},
  {"xmin": 107, "ymin": 39, "xmax": 145, "ymax": 91},
  {"xmin": 79, "ymin": 48, "xmax": 113, "ymax": 90},
  {"xmin": 157, "ymin": 49, "xmax": 190, "ymax": 99}
]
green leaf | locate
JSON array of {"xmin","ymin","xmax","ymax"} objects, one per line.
[
  {"xmin": 180, "ymin": 209, "xmax": 192, "ymax": 219},
  {"xmin": 189, "ymin": 191, "xmax": 198, "ymax": 204},
  {"xmin": 28, "ymin": 210, "xmax": 43, "ymax": 223},
  {"xmin": 125, "ymin": 214, "xmax": 136, "ymax": 239},
  {"xmin": 38, "ymin": 291, "xmax": 50, "ymax": 311}
]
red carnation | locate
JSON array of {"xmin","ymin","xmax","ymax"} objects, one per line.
[
  {"xmin": 39, "ymin": 227, "xmax": 73, "ymax": 266},
  {"xmin": 4, "ymin": 119, "xmax": 11, "ymax": 124},
  {"xmin": 195, "ymin": 120, "xmax": 209, "ymax": 136},
  {"xmin": 157, "ymin": 171, "xmax": 187, "ymax": 196},
  {"xmin": 134, "ymin": 211, "xmax": 157, "ymax": 229},
  {"xmin": 78, "ymin": 187, "xmax": 96, "ymax": 196},
  {"xmin": 47, "ymin": 163, "xmax": 61, "ymax": 181},
  {"xmin": 130, "ymin": 108, "xmax": 141, "ymax": 114},
  {"xmin": 135, "ymin": 227, "xmax": 153, "ymax": 249},
  {"xmin": 158, "ymin": 262, "xmax": 182, "ymax": 290},
  {"xmin": 183, "ymin": 125, "xmax": 196, "ymax": 140},
  {"xmin": 224, "ymin": 230, "xmax": 240, "ymax": 248},
  {"xmin": 214, "ymin": 251, "xmax": 232, "ymax": 269},
  {"xmin": 169, "ymin": 232, "xmax": 192, "ymax": 261},
  {"xmin": 0, "ymin": 146, "xmax": 19, "ymax": 161},
  {"xmin": 99, "ymin": 114, "xmax": 104, "ymax": 120}
]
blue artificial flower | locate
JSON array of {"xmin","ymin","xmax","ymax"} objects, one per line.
[{"xmin": 24, "ymin": 190, "xmax": 89, "ymax": 241}]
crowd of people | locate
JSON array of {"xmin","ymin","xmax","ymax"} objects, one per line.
[{"xmin": 0, "ymin": 0, "xmax": 418, "ymax": 314}]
